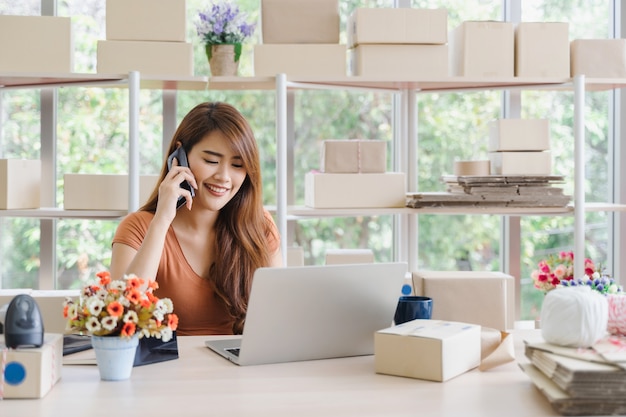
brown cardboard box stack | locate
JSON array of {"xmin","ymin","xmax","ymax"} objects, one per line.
[
  {"xmin": 305, "ymin": 139, "xmax": 405, "ymax": 208},
  {"xmin": 0, "ymin": 159, "xmax": 41, "ymax": 210},
  {"xmin": 0, "ymin": 15, "xmax": 73, "ymax": 73},
  {"xmin": 412, "ymin": 271, "xmax": 515, "ymax": 331},
  {"xmin": 255, "ymin": 0, "xmax": 345, "ymax": 77},
  {"xmin": 571, "ymin": 38, "xmax": 626, "ymax": 77},
  {"xmin": 63, "ymin": 174, "xmax": 158, "ymax": 211},
  {"xmin": 488, "ymin": 119, "xmax": 551, "ymax": 175},
  {"xmin": 348, "ymin": 8, "xmax": 448, "ymax": 78},
  {"xmin": 515, "ymin": 22, "xmax": 570, "ymax": 78},
  {"xmin": 97, "ymin": 0, "xmax": 192, "ymax": 76}
]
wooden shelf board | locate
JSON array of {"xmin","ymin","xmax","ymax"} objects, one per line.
[{"xmin": 0, "ymin": 208, "xmax": 127, "ymax": 219}]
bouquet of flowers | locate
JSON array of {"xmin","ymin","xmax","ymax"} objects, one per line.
[
  {"xmin": 531, "ymin": 251, "xmax": 622, "ymax": 295},
  {"xmin": 63, "ymin": 271, "xmax": 179, "ymax": 342},
  {"xmin": 195, "ymin": 1, "xmax": 256, "ymax": 45}
]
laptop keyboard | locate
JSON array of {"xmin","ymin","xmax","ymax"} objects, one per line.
[{"xmin": 225, "ymin": 347, "xmax": 241, "ymax": 357}]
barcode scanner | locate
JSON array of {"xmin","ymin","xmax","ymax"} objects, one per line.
[
  {"xmin": 3, "ymin": 294, "xmax": 44, "ymax": 348},
  {"xmin": 167, "ymin": 146, "xmax": 195, "ymax": 209}
]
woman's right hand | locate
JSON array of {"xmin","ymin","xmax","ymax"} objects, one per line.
[{"xmin": 154, "ymin": 157, "xmax": 198, "ymax": 223}]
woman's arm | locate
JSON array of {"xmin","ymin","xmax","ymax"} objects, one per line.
[{"xmin": 110, "ymin": 157, "xmax": 197, "ymax": 280}]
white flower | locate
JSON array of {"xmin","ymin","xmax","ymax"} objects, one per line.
[
  {"xmin": 87, "ymin": 297, "xmax": 105, "ymax": 316},
  {"xmin": 85, "ymin": 316, "xmax": 101, "ymax": 333},
  {"xmin": 123, "ymin": 310, "xmax": 138, "ymax": 324},
  {"xmin": 101, "ymin": 316, "xmax": 118, "ymax": 331}
]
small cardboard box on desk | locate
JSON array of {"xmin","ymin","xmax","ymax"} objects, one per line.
[
  {"xmin": 412, "ymin": 271, "xmax": 515, "ymax": 331},
  {"xmin": 0, "ymin": 333, "xmax": 63, "ymax": 399},
  {"xmin": 375, "ymin": 319, "xmax": 481, "ymax": 382}
]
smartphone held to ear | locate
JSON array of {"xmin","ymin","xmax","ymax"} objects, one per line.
[{"xmin": 167, "ymin": 147, "xmax": 195, "ymax": 209}]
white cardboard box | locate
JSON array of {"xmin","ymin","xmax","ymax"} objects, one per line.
[
  {"xmin": 321, "ymin": 140, "xmax": 386, "ymax": 173},
  {"xmin": 254, "ymin": 44, "xmax": 346, "ymax": 77},
  {"xmin": 412, "ymin": 271, "xmax": 515, "ymax": 330},
  {"xmin": 0, "ymin": 159, "xmax": 41, "ymax": 210},
  {"xmin": 375, "ymin": 319, "xmax": 481, "ymax": 382},
  {"xmin": 488, "ymin": 119, "xmax": 550, "ymax": 152},
  {"xmin": 515, "ymin": 22, "xmax": 569, "ymax": 78},
  {"xmin": 106, "ymin": 0, "xmax": 186, "ymax": 42},
  {"xmin": 63, "ymin": 174, "xmax": 158, "ymax": 211},
  {"xmin": 0, "ymin": 333, "xmax": 63, "ymax": 398},
  {"xmin": 97, "ymin": 40, "xmax": 193, "ymax": 76},
  {"xmin": 571, "ymin": 39, "xmax": 626, "ymax": 78},
  {"xmin": 348, "ymin": 8, "xmax": 447, "ymax": 47},
  {"xmin": 489, "ymin": 151, "xmax": 552, "ymax": 175},
  {"xmin": 305, "ymin": 172, "xmax": 406, "ymax": 209},
  {"xmin": 261, "ymin": 0, "xmax": 340, "ymax": 44},
  {"xmin": 349, "ymin": 44, "xmax": 448, "ymax": 78},
  {"xmin": 450, "ymin": 21, "xmax": 514, "ymax": 77},
  {"xmin": 325, "ymin": 249, "xmax": 374, "ymax": 265},
  {"xmin": 0, "ymin": 16, "xmax": 73, "ymax": 73},
  {"xmin": 287, "ymin": 247, "xmax": 305, "ymax": 267}
]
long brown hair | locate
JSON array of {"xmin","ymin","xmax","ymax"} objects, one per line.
[{"xmin": 141, "ymin": 102, "xmax": 274, "ymax": 334}]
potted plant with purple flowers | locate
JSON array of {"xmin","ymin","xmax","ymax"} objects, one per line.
[{"xmin": 195, "ymin": 1, "xmax": 257, "ymax": 76}]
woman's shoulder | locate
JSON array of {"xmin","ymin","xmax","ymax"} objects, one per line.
[{"xmin": 119, "ymin": 210, "xmax": 155, "ymax": 229}]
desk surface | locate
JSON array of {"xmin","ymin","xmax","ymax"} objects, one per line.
[{"xmin": 1, "ymin": 331, "xmax": 562, "ymax": 417}]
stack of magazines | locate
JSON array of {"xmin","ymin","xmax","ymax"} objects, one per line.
[{"xmin": 520, "ymin": 337, "xmax": 626, "ymax": 416}]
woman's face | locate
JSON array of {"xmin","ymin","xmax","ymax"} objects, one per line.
[{"xmin": 186, "ymin": 130, "xmax": 247, "ymax": 212}]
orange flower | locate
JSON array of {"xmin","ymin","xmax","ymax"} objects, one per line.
[
  {"xmin": 168, "ymin": 314, "xmax": 179, "ymax": 331},
  {"xmin": 106, "ymin": 301, "xmax": 124, "ymax": 317},
  {"xmin": 121, "ymin": 321, "xmax": 136, "ymax": 337},
  {"xmin": 148, "ymin": 280, "xmax": 159, "ymax": 290},
  {"xmin": 126, "ymin": 275, "xmax": 144, "ymax": 290},
  {"xmin": 96, "ymin": 271, "xmax": 111, "ymax": 286},
  {"xmin": 126, "ymin": 288, "xmax": 142, "ymax": 305}
]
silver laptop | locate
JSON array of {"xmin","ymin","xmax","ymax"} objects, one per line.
[{"xmin": 205, "ymin": 262, "xmax": 407, "ymax": 366}]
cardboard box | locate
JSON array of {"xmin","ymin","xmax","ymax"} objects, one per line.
[
  {"xmin": 261, "ymin": 0, "xmax": 339, "ymax": 44},
  {"xmin": 349, "ymin": 44, "xmax": 448, "ymax": 78},
  {"xmin": 0, "ymin": 159, "xmax": 41, "ymax": 210},
  {"xmin": 254, "ymin": 44, "xmax": 346, "ymax": 77},
  {"xmin": 321, "ymin": 140, "xmax": 386, "ymax": 173},
  {"xmin": 325, "ymin": 249, "xmax": 374, "ymax": 265},
  {"xmin": 0, "ymin": 333, "xmax": 63, "ymax": 398},
  {"xmin": 0, "ymin": 290, "xmax": 78, "ymax": 334},
  {"xmin": 287, "ymin": 247, "xmax": 305, "ymax": 267},
  {"xmin": 450, "ymin": 21, "xmax": 514, "ymax": 77},
  {"xmin": 0, "ymin": 16, "xmax": 73, "ymax": 73},
  {"xmin": 106, "ymin": 0, "xmax": 186, "ymax": 42},
  {"xmin": 348, "ymin": 8, "xmax": 447, "ymax": 47},
  {"xmin": 412, "ymin": 271, "xmax": 515, "ymax": 330},
  {"xmin": 63, "ymin": 174, "xmax": 158, "ymax": 211},
  {"xmin": 489, "ymin": 151, "xmax": 552, "ymax": 175},
  {"xmin": 97, "ymin": 40, "xmax": 193, "ymax": 76},
  {"xmin": 515, "ymin": 22, "xmax": 569, "ymax": 78},
  {"xmin": 305, "ymin": 172, "xmax": 405, "ymax": 209},
  {"xmin": 488, "ymin": 119, "xmax": 550, "ymax": 152},
  {"xmin": 571, "ymin": 39, "xmax": 626, "ymax": 78},
  {"xmin": 375, "ymin": 319, "xmax": 481, "ymax": 382}
]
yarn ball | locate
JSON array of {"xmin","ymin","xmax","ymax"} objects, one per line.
[
  {"xmin": 540, "ymin": 286, "xmax": 608, "ymax": 348},
  {"xmin": 607, "ymin": 294, "xmax": 626, "ymax": 336}
]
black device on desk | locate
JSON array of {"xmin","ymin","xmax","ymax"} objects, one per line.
[
  {"xmin": 3, "ymin": 294, "xmax": 44, "ymax": 348},
  {"xmin": 167, "ymin": 146, "xmax": 195, "ymax": 209}
]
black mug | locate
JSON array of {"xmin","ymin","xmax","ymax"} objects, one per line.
[{"xmin": 393, "ymin": 295, "xmax": 433, "ymax": 325}]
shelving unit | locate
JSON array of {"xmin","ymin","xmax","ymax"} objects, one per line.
[{"xmin": 2, "ymin": 71, "xmax": 625, "ymax": 292}]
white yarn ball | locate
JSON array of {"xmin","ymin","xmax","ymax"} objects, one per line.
[{"xmin": 540, "ymin": 286, "xmax": 608, "ymax": 348}]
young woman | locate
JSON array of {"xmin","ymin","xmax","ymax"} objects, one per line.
[{"xmin": 109, "ymin": 102, "xmax": 282, "ymax": 335}]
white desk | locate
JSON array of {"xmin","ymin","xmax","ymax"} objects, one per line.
[{"xmin": 1, "ymin": 332, "xmax": 561, "ymax": 417}]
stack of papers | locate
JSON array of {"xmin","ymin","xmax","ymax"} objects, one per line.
[
  {"xmin": 521, "ymin": 336, "xmax": 626, "ymax": 415},
  {"xmin": 406, "ymin": 175, "xmax": 572, "ymax": 209}
]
